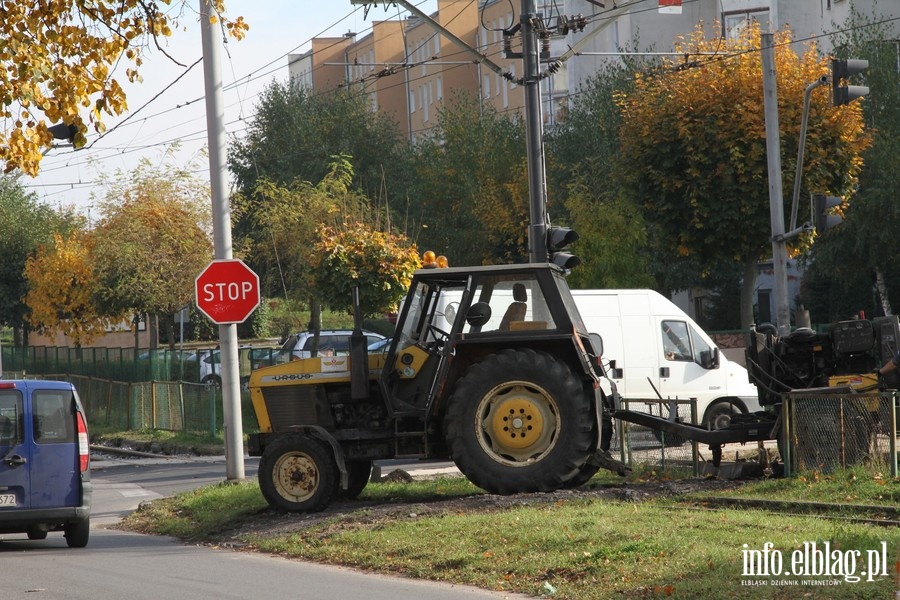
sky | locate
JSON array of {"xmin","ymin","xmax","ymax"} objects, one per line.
[{"xmin": 25, "ymin": 1, "xmax": 437, "ymax": 219}]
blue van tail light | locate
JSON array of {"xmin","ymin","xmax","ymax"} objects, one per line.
[{"xmin": 76, "ymin": 412, "xmax": 89, "ymax": 472}]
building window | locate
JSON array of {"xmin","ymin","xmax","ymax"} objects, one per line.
[{"xmin": 723, "ymin": 9, "xmax": 770, "ymax": 40}]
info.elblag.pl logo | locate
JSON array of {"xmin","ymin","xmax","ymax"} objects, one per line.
[{"xmin": 740, "ymin": 541, "xmax": 894, "ymax": 588}]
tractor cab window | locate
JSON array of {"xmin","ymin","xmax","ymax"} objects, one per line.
[
  {"xmin": 396, "ymin": 282, "xmax": 430, "ymax": 353},
  {"xmin": 464, "ymin": 274, "xmax": 555, "ymax": 334},
  {"xmin": 398, "ymin": 281, "xmax": 468, "ymax": 351}
]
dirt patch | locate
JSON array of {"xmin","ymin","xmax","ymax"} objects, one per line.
[{"xmin": 215, "ymin": 478, "xmax": 747, "ymax": 544}]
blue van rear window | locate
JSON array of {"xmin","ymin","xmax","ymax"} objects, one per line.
[
  {"xmin": 33, "ymin": 391, "xmax": 75, "ymax": 444},
  {"xmin": 0, "ymin": 390, "xmax": 21, "ymax": 445}
]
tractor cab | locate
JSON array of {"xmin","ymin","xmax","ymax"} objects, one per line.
[{"xmin": 380, "ymin": 263, "xmax": 602, "ymax": 417}]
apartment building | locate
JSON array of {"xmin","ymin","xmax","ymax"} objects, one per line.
[{"xmin": 287, "ymin": 0, "xmax": 895, "ymax": 140}]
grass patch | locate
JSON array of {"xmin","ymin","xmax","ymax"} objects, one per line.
[
  {"xmin": 247, "ymin": 501, "xmax": 897, "ymax": 599},
  {"xmin": 121, "ymin": 475, "xmax": 898, "ymax": 599},
  {"xmin": 123, "ymin": 480, "xmax": 266, "ymax": 539},
  {"xmin": 689, "ymin": 466, "xmax": 898, "ymax": 507},
  {"xmin": 92, "ymin": 428, "xmax": 226, "ymax": 455},
  {"xmin": 358, "ymin": 476, "xmax": 484, "ymax": 503}
]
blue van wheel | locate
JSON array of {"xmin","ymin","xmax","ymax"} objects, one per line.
[{"xmin": 64, "ymin": 518, "xmax": 90, "ymax": 548}]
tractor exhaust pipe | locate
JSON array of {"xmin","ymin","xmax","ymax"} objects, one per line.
[{"xmin": 350, "ymin": 286, "xmax": 370, "ymax": 400}]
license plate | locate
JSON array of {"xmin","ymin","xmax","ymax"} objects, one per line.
[{"xmin": 0, "ymin": 493, "xmax": 16, "ymax": 507}]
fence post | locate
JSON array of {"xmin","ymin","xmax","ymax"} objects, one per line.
[
  {"xmin": 891, "ymin": 393, "xmax": 898, "ymax": 479},
  {"xmin": 690, "ymin": 398, "xmax": 699, "ymax": 476},
  {"xmin": 782, "ymin": 396, "xmax": 792, "ymax": 477},
  {"xmin": 179, "ymin": 383, "xmax": 186, "ymax": 432},
  {"xmin": 151, "ymin": 382, "xmax": 157, "ymax": 429},
  {"xmin": 209, "ymin": 386, "xmax": 217, "ymax": 438}
]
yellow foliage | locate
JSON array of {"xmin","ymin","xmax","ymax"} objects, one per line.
[
  {"xmin": 0, "ymin": 1, "xmax": 247, "ymax": 176},
  {"xmin": 24, "ymin": 232, "xmax": 114, "ymax": 346},
  {"xmin": 614, "ymin": 22, "xmax": 869, "ymax": 262}
]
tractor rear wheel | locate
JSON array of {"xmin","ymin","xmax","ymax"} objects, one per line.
[
  {"xmin": 443, "ymin": 349, "xmax": 594, "ymax": 495},
  {"xmin": 339, "ymin": 460, "xmax": 372, "ymax": 500},
  {"xmin": 563, "ymin": 410, "xmax": 612, "ymax": 488},
  {"xmin": 258, "ymin": 434, "xmax": 338, "ymax": 513}
]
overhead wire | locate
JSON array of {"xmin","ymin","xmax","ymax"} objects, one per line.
[{"xmin": 27, "ymin": 2, "xmax": 898, "ymax": 198}]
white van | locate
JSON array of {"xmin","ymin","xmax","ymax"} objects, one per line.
[{"xmin": 571, "ymin": 289, "xmax": 761, "ymax": 429}]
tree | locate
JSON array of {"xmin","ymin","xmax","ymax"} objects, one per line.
[
  {"xmin": 24, "ymin": 232, "xmax": 109, "ymax": 347},
  {"xmin": 546, "ymin": 60, "xmax": 657, "ymax": 290},
  {"xmin": 91, "ymin": 158, "xmax": 213, "ymax": 349},
  {"xmin": 239, "ymin": 158, "xmax": 394, "ymax": 333},
  {"xmin": 311, "ymin": 222, "xmax": 420, "ymax": 318},
  {"xmin": 615, "ymin": 23, "xmax": 869, "ymax": 327},
  {"xmin": 229, "ymin": 82, "xmax": 414, "ymax": 286},
  {"xmin": 0, "ymin": 1, "xmax": 246, "ymax": 176},
  {"xmin": 411, "ymin": 93, "xmax": 529, "ymax": 266},
  {"xmin": 0, "ymin": 176, "xmax": 82, "ymax": 345}
]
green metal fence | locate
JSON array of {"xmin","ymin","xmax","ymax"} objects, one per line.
[
  {"xmin": 1, "ymin": 372, "xmax": 259, "ymax": 437},
  {"xmin": 1, "ymin": 345, "xmax": 280, "ymax": 384}
]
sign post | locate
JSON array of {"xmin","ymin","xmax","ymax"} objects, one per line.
[{"xmin": 194, "ymin": 258, "xmax": 259, "ymax": 482}]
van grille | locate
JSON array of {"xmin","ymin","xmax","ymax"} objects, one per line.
[{"xmin": 263, "ymin": 385, "xmax": 319, "ymax": 430}]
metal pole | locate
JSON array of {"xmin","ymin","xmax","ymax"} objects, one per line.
[
  {"xmin": 761, "ymin": 33, "xmax": 791, "ymax": 337},
  {"xmin": 522, "ymin": 0, "xmax": 548, "ymax": 263},
  {"xmin": 200, "ymin": 0, "xmax": 244, "ymax": 481},
  {"xmin": 789, "ymin": 77, "xmax": 828, "ymax": 231}
]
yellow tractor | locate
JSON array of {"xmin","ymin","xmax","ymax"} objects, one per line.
[{"xmin": 248, "ymin": 262, "xmax": 616, "ymax": 512}]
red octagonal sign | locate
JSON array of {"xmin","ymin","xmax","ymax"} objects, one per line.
[{"xmin": 195, "ymin": 259, "xmax": 261, "ymax": 324}]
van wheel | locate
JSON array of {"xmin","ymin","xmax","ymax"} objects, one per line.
[
  {"xmin": 64, "ymin": 518, "xmax": 90, "ymax": 548},
  {"xmin": 202, "ymin": 374, "xmax": 222, "ymax": 389},
  {"xmin": 704, "ymin": 401, "xmax": 740, "ymax": 430},
  {"xmin": 26, "ymin": 529, "xmax": 47, "ymax": 540},
  {"xmin": 258, "ymin": 434, "xmax": 337, "ymax": 513},
  {"xmin": 444, "ymin": 349, "xmax": 593, "ymax": 494}
]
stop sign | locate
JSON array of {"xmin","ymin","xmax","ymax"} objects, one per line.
[{"xmin": 195, "ymin": 259, "xmax": 261, "ymax": 324}]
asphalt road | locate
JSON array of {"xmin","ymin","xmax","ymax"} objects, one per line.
[{"xmin": 0, "ymin": 454, "xmax": 522, "ymax": 600}]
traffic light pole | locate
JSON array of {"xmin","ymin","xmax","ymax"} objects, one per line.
[
  {"xmin": 522, "ymin": 0, "xmax": 548, "ymax": 263},
  {"xmin": 761, "ymin": 33, "xmax": 791, "ymax": 337},
  {"xmin": 200, "ymin": 0, "xmax": 244, "ymax": 482}
]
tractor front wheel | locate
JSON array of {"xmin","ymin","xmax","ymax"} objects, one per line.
[{"xmin": 258, "ymin": 434, "xmax": 338, "ymax": 513}]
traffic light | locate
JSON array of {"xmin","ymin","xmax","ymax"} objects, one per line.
[
  {"xmin": 813, "ymin": 194, "xmax": 843, "ymax": 234},
  {"xmin": 831, "ymin": 58, "xmax": 869, "ymax": 106},
  {"xmin": 546, "ymin": 226, "xmax": 581, "ymax": 269}
]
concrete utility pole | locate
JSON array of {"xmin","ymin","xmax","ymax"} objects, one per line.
[
  {"xmin": 199, "ymin": 0, "xmax": 244, "ymax": 481},
  {"xmin": 521, "ymin": 0, "xmax": 549, "ymax": 263},
  {"xmin": 760, "ymin": 32, "xmax": 791, "ymax": 337}
]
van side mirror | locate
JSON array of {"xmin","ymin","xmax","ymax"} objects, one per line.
[{"xmin": 699, "ymin": 347, "xmax": 720, "ymax": 369}]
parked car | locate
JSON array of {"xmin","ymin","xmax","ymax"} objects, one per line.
[
  {"xmin": 0, "ymin": 380, "xmax": 91, "ymax": 547},
  {"xmin": 197, "ymin": 346, "xmax": 279, "ymax": 389},
  {"xmin": 367, "ymin": 337, "xmax": 392, "ymax": 353},
  {"xmin": 278, "ymin": 330, "xmax": 387, "ymax": 362}
]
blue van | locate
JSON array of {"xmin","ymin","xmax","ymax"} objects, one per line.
[{"xmin": 0, "ymin": 380, "xmax": 92, "ymax": 547}]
